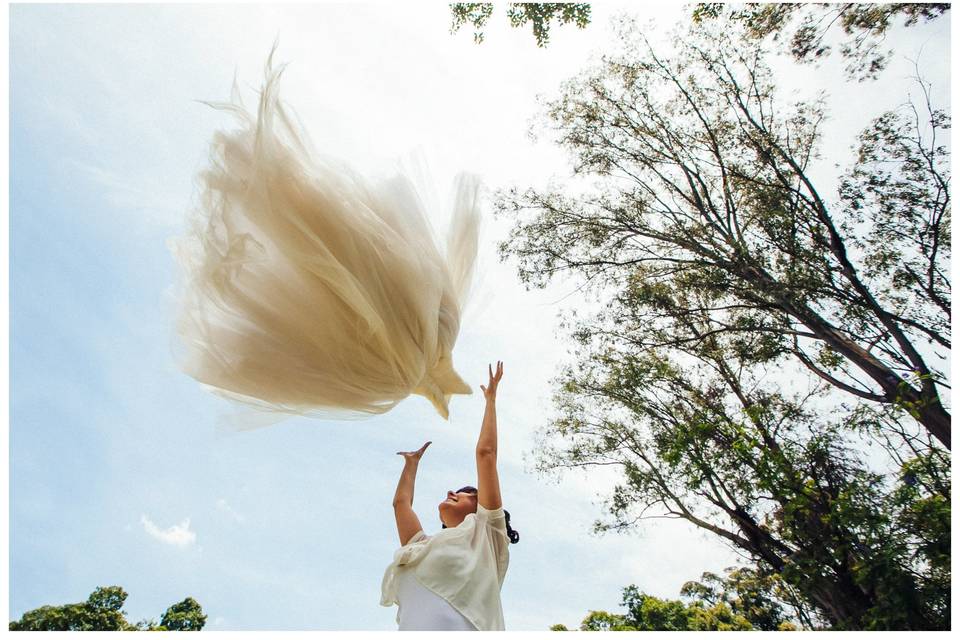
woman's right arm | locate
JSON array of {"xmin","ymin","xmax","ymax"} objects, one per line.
[{"xmin": 393, "ymin": 441, "xmax": 430, "ymax": 545}]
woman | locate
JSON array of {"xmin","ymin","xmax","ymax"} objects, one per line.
[{"xmin": 380, "ymin": 361, "xmax": 519, "ymax": 630}]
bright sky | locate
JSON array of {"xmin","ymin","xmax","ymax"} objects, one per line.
[{"xmin": 6, "ymin": 1, "xmax": 950, "ymax": 632}]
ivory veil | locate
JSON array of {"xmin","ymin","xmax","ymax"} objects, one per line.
[{"xmin": 171, "ymin": 54, "xmax": 480, "ymax": 421}]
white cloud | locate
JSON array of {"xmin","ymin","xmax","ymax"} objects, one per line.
[
  {"xmin": 140, "ymin": 514, "xmax": 197, "ymax": 547},
  {"xmin": 215, "ymin": 498, "xmax": 246, "ymax": 524}
]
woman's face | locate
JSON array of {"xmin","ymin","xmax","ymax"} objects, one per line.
[{"xmin": 438, "ymin": 489, "xmax": 478, "ymax": 528}]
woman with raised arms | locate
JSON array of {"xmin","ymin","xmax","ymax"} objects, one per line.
[{"xmin": 380, "ymin": 361, "xmax": 519, "ymax": 631}]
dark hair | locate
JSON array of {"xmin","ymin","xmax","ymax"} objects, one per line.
[
  {"xmin": 441, "ymin": 485, "xmax": 520, "ymax": 544},
  {"xmin": 504, "ymin": 510, "xmax": 520, "ymax": 544}
]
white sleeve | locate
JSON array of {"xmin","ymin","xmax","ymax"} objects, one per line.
[
  {"xmin": 476, "ymin": 505, "xmax": 510, "ymax": 582},
  {"xmin": 395, "ymin": 530, "xmax": 429, "ymax": 566},
  {"xmin": 476, "ymin": 505, "xmax": 506, "ymax": 531}
]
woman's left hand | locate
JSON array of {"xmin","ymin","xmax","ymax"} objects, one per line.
[{"xmin": 480, "ymin": 361, "xmax": 503, "ymax": 401}]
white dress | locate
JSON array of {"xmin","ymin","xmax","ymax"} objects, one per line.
[
  {"xmin": 396, "ymin": 570, "xmax": 476, "ymax": 630},
  {"xmin": 170, "ymin": 49, "xmax": 481, "ymax": 422}
]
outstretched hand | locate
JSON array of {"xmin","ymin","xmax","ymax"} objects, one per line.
[
  {"xmin": 397, "ymin": 441, "xmax": 431, "ymax": 463},
  {"xmin": 480, "ymin": 361, "xmax": 503, "ymax": 402}
]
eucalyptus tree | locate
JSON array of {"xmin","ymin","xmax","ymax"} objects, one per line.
[{"xmin": 495, "ymin": 14, "xmax": 950, "ymax": 630}]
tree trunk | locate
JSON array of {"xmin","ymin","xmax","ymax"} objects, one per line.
[{"xmin": 740, "ymin": 263, "xmax": 952, "ymax": 449}]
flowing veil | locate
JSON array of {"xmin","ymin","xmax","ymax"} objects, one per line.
[{"xmin": 170, "ymin": 50, "xmax": 480, "ymax": 423}]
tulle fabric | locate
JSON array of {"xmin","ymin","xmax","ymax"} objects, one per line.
[{"xmin": 170, "ymin": 52, "xmax": 480, "ymax": 421}]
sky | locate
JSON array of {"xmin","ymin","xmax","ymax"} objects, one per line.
[{"xmin": 5, "ymin": 1, "xmax": 951, "ymax": 632}]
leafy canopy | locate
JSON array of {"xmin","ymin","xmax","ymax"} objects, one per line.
[
  {"xmin": 450, "ymin": 3, "xmax": 591, "ymax": 47},
  {"xmin": 9, "ymin": 586, "xmax": 207, "ymax": 632}
]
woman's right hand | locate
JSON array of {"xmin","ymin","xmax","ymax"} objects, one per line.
[{"xmin": 397, "ymin": 441, "xmax": 431, "ymax": 463}]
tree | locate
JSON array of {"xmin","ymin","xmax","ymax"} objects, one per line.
[
  {"xmin": 686, "ymin": 602, "xmax": 756, "ymax": 631},
  {"xmin": 9, "ymin": 586, "xmax": 207, "ymax": 631},
  {"xmin": 553, "ymin": 582, "xmax": 755, "ymax": 631},
  {"xmin": 681, "ymin": 566, "xmax": 809, "ymax": 630},
  {"xmin": 450, "ymin": 3, "xmax": 591, "ymax": 47},
  {"xmin": 692, "ymin": 3, "xmax": 950, "ymax": 81},
  {"xmin": 9, "ymin": 587, "xmax": 134, "ymax": 631},
  {"xmin": 496, "ymin": 15, "xmax": 950, "ymax": 629},
  {"xmin": 160, "ymin": 597, "xmax": 207, "ymax": 631},
  {"xmin": 498, "ymin": 16, "xmax": 950, "ymax": 449},
  {"xmin": 620, "ymin": 588, "xmax": 703, "ymax": 630},
  {"xmin": 578, "ymin": 610, "xmax": 637, "ymax": 631}
]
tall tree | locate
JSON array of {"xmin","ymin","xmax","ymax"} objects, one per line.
[
  {"xmin": 498, "ymin": 16, "xmax": 950, "ymax": 448},
  {"xmin": 450, "ymin": 3, "xmax": 591, "ymax": 47},
  {"xmin": 496, "ymin": 14, "xmax": 950, "ymax": 629}
]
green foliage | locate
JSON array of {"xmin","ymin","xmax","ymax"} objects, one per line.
[
  {"xmin": 9, "ymin": 586, "xmax": 206, "ymax": 632},
  {"xmin": 681, "ymin": 566, "xmax": 806, "ymax": 630},
  {"xmin": 450, "ymin": 3, "xmax": 590, "ymax": 46},
  {"xmin": 687, "ymin": 602, "xmax": 754, "ymax": 631},
  {"xmin": 692, "ymin": 3, "xmax": 950, "ymax": 80},
  {"xmin": 839, "ymin": 98, "xmax": 951, "ymax": 362},
  {"xmin": 86, "ymin": 585, "xmax": 127, "ymax": 614},
  {"xmin": 9, "ymin": 587, "xmax": 135, "ymax": 631},
  {"xmin": 579, "ymin": 610, "xmax": 637, "ymax": 631},
  {"xmin": 621, "ymin": 588, "xmax": 696, "ymax": 630},
  {"xmin": 450, "ymin": 3, "xmax": 494, "ymax": 43},
  {"xmin": 160, "ymin": 597, "xmax": 207, "ymax": 631},
  {"xmin": 557, "ymin": 581, "xmax": 761, "ymax": 631}
]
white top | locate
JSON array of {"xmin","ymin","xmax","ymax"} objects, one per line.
[
  {"xmin": 381, "ymin": 505, "xmax": 511, "ymax": 631},
  {"xmin": 396, "ymin": 570, "xmax": 477, "ymax": 630}
]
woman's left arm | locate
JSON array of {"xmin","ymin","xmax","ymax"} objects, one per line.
[{"xmin": 476, "ymin": 361, "xmax": 503, "ymax": 510}]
